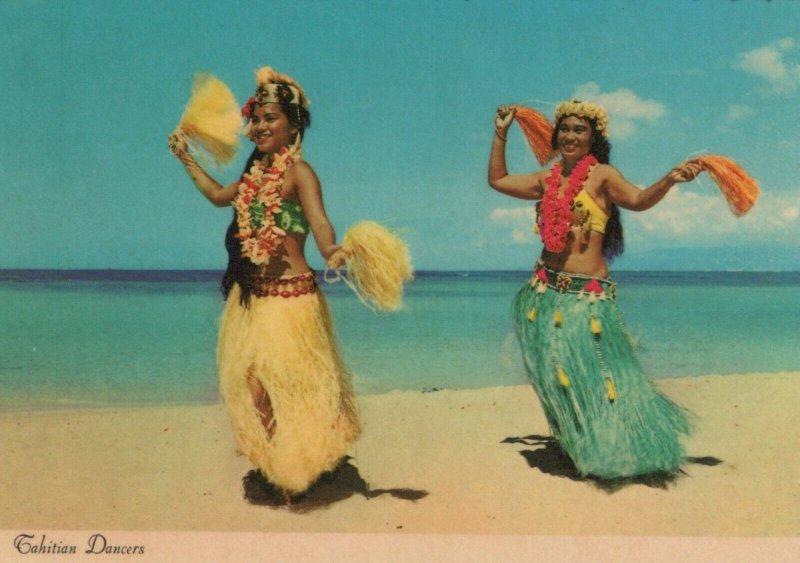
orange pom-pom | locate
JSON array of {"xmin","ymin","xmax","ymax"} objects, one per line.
[
  {"xmin": 514, "ymin": 106, "xmax": 555, "ymax": 166},
  {"xmin": 697, "ymin": 155, "xmax": 760, "ymax": 216}
]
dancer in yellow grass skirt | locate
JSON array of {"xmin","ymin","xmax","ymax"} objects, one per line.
[{"xmin": 169, "ymin": 67, "xmax": 410, "ymax": 503}]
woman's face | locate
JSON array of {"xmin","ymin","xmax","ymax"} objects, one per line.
[
  {"xmin": 556, "ymin": 116, "xmax": 593, "ymax": 161},
  {"xmin": 249, "ymin": 103, "xmax": 297, "ymax": 155}
]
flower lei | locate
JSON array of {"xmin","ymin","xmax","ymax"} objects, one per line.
[
  {"xmin": 231, "ymin": 145, "xmax": 299, "ymax": 264},
  {"xmin": 538, "ymin": 154, "xmax": 598, "ymax": 253}
]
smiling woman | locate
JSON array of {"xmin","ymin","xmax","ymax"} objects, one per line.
[
  {"xmin": 488, "ymin": 100, "xmax": 703, "ymax": 479},
  {"xmin": 248, "ymin": 105, "xmax": 295, "ymax": 154},
  {"xmin": 168, "ymin": 66, "xmax": 359, "ymax": 505}
]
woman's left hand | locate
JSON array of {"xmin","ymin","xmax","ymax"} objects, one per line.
[{"xmin": 668, "ymin": 158, "xmax": 703, "ymax": 184}]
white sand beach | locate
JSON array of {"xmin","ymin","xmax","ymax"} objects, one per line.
[{"xmin": 2, "ymin": 372, "xmax": 798, "ymax": 539}]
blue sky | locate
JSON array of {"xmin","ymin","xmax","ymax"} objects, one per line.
[{"xmin": 1, "ymin": 0, "xmax": 798, "ymax": 271}]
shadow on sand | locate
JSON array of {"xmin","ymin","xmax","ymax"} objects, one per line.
[
  {"xmin": 242, "ymin": 457, "xmax": 428, "ymax": 512},
  {"xmin": 502, "ymin": 434, "xmax": 722, "ymax": 493}
]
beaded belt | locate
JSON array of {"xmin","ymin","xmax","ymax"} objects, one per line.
[
  {"xmin": 249, "ymin": 271, "xmax": 318, "ymax": 298},
  {"xmin": 530, "ymin": 262, "xmax": 616, "ymax": 300}
]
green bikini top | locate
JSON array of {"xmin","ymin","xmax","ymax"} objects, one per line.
[{"xmin": 275, "ymin": 199, "xmax": 310, "ymax": 235}]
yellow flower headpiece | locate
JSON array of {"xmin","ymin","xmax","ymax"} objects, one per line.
[{"xmin": 554, "ymin": 100, "xmax": 608, "ymax": 136}]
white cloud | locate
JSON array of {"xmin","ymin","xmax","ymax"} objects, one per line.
[
  {"xmin": 634, "ymin": 189, "xmax": 720, "ymax": 236},
  {"xmin": 780, "ymin": 206, "xmax": 799, "ymax": 221},
  {"xmin": 488, "ymin": 187, "xmax": 800, "ymax": 250},
  {"xmin": 489, "ymin": 206, "xmax": 536, "ymax": 245},
  {"xmin": 571, "ymin": 82, "xmax": 666, "ymax": 139},
  {"xmin": 735, "ymin": 38, "xmax": 800, "ymax": 93},
  {"xmin": 489, "ymin": 207, "xmax": 535, "ymax": 222},
  {"xmin": 512, "ymin": 229, "xmax": 532, "ymax": 244},
  {"xmin": 725, "ymin": 104, "xmax": 753, "ymax": 122},
  {"xmin": 737, "ymin": 46, "xmax": 788, "ymax": 80},
  {"xmin": 627, "ymin": 185, "xmax": 800, "ymax": 246}
]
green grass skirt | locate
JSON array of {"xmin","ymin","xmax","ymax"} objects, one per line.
[{"xmin": 512, "ymin": 266, "xmax": 690, "ymax": 478}]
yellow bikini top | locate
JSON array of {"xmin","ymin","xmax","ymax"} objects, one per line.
[{"xmin": 571, "ymin": 190, "xmax": 609, "ymax": 234}]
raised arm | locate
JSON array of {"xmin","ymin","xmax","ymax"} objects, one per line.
[
  {"xmin": 488, "ymin": 106, "xmax": 545, "ymax": 200},
  {"xmin": 293, "ymin": 161, "xmax": 342, "ymax": 265},
  {"xmin": 168, "ymin": 133, "xmax": 239, "ymax": 207},
  {"xmin": 602, "ymin": 159, "xmax": 703, "ymax": 211}
]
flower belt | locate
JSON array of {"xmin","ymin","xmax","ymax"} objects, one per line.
[
  {"xmin": 250, "ymin": 271, "xmax": 318, "ymax": 298},
  {"xmin": 530, "ymin": 262, "xmax": 616, "ymax": 300}
]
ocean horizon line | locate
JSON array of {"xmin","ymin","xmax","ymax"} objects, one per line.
[{"xmin": 2, "ymin": 267, "xmax": 800, "ymax": 282}]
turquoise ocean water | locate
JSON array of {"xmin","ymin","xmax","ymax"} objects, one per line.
[{"xmin": 1, "ymin": 270, "xmax": 798, "ymax": 412}]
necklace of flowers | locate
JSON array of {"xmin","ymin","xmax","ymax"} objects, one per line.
[
  {"xmin": 538, "ymin": 153, "xmax": 598, "ymax": 253},
  {"xmin": 231, "ymin": 145, "xmax": 301, "ymax": 265}
]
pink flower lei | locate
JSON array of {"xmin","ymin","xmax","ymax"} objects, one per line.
[
  {"xmin": 538, "ymin": 154, "xmax": 597, "ymax": 253},
  {"xmin": 231, "ymin": 146, "xmax": 299, "ymax": 264}
]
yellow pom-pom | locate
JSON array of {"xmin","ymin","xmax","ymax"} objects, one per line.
[
  {"xmin": 590, "ymin": 317, "xmax": 601, "ymax": 334},
  {"xmin": 533, "ymin": 223, "xmax": 540, "ymax": 234},
  {"xmin": 338, "ymin": 221, "xmax": 413, "ymax": 312},
  {"xmin": 527, "ymin": 307, "xmax": 536, "ymax": 322},
  {"xmin": 605, "ymin": 378, "xmax": 616, "ymax": 402},
  {"xmin": 554, "ymin": 310, "xmax": 563, "ymax": 326},
  {"xmin": 174, "ymin": 73, "xmax": 241, "ymax": 167},
  {"xmin": 557, "ymin": 367, "xmax": 571, "ymax": 387}
]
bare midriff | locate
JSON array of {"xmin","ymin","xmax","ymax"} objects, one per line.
[
  {"xmin": 252, "ymin": 231, "xmax": 313, "ymax": 278},
  {"xmin": 539, "ymin": 167, "xmax": 611, "ymax": 278},
  {"xmin": 540, "ymin": 229, "xmax": 609, "ymax": 278}
]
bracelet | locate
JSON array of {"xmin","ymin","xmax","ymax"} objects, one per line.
[
  {"xmin": 177, "ymin": 151, "xmax": 197, "ymax": 167},
  {"xmin": 494, "ymin": 129, "xmax": 507, "ymax": 142}
]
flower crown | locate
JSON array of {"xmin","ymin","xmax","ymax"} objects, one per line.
[
  {"xmin": 242, "ymin": 66, "xmax": 310, "ymax": 118},
  {"xmin": 554, "ymin": 100, "xmax": 608, "ymax": 135}
]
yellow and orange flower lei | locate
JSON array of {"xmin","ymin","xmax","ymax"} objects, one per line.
[{"xmin": 231, "ymin": 146, "xmax": 300, "ymax": 264}]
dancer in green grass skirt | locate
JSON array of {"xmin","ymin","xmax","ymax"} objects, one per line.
[{"xmin": 489, "ymin": 100, "xmax": 703, "ymax": 478}]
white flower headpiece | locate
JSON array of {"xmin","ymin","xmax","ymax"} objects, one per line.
[{"xmin": 554, "ymin": 100, "xmax": 608, "ymax": 135}]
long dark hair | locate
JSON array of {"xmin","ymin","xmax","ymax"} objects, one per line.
[
  {"xmin": 221, "ymin": 85, "xmax": 312, "ymax": 305},
  {"xmin": 550, "ymin": 114, "xmax": 624, "ymax": 261}
]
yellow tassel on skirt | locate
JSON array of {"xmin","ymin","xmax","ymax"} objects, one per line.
[{"xmin": 217, "ymin": 283, "xmax": 360, "ymax": 494}]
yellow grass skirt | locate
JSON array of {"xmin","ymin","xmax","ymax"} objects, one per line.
[{"xmin": 217, "ymin": 283, "xmax": 360, "ymax": 493}]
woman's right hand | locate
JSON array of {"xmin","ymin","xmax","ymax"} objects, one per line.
[
  {"xmin": 167, "ymin": 132, "xmax": 188, "ymax": 158},
  {"xmin": 495, "ymin": 105, "xmax": 516, "ymax": 133}
]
